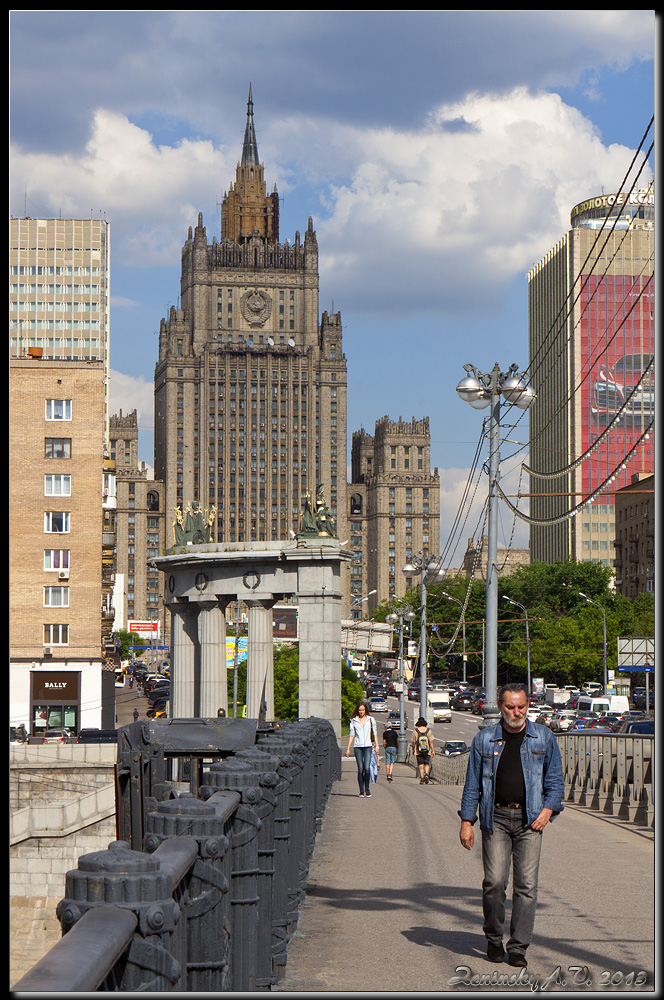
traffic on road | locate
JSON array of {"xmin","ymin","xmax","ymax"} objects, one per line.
[{"xmin": 356, "ymin": 673, "xmax": 655, "ymax": 749}]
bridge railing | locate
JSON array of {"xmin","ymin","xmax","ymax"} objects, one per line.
[
  {"xmin": 12, "ymin": 716, "xmax": 341, "ymax": 993},
  {"xmin": 408, "ymin": 732, "xmax": 654, "ymax": 828}
]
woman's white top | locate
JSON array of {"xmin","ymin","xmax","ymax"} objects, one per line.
[{"xmin": 349, "ymin": 715, "xmax": 377, "ymax": 748}]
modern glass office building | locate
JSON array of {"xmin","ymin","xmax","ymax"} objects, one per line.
[{"xmin": 528, "ymin": 189, "xmax": 654, "ymax": 567}]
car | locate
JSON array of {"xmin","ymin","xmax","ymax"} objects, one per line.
[
  {"xmin": 40, "ymin": 728, "xmax": 76, "ymax": 743},
  {"xmin": 77, "ymin": 729, "xmax": 118, "ymax": 743},
  {"xmin": 549, "ymin": 711, "xmax": 576, "ymax": 733},
  {"xmin": 442, "ymin": 741, "xmax": 468, "ymax": 757},
  {"xmin": 143, "ymin": 673, "xmax": 169, "ymax": 691},
  {"xmin": 407, "ymin": 683, "xmax": 420, "ymax": 701},
  {"xmin": 471, "ymin": 696, "xmax": 485, "ymax": 716},
  {"xmin": 452, "ymin": 692, "xmax": 475, "ymax": 711},
  {"xmin": 368, "ymin": 696, "xmax": 388, "ymax": 713},
  {"xmin": 618, "ymin": 719, "xmax": 655, "ymax": 735},
  {"xmin": 593, "ymin": 352, "xmax": 654, "ymax": 419},
  {"xmin": 148, "ymin": 688, "xmax": 170, "ymax": 706},
  {"xmin": 386, "ymin": 710, "xmax": 404, "ymax": 729}
]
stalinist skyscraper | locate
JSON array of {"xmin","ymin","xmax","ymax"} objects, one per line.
[{"xmin": 154, "ymin": 89, "xmax": 348, "ymax": 592}]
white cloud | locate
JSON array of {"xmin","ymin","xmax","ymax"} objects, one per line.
[
  {"xmin": 315, "ymin": 88, "xmax": 652, "ymax": 314},
  {"xmin": 11, "ymin": 109, "xmax": 230, "ymax": 267},
  {"xmin": 10, "ymin": 86, "xmax": 652, "ymax": 316},
  {"xmin": 109, "ymin": 369, "xmax": 153, "ymax": 429},
  {"xmin": 438, "ymin": 456, "xmax": 531, "ymax": 572}
]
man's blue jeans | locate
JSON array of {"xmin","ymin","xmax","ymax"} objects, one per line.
[
  {"xmin": 481, "ymin": 804, "xmax": 543, "ymax": 955},
  {"xmin": 354, "ymin": 746, "xmax": 372, "ymax": 794}
]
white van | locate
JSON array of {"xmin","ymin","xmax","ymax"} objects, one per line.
[
  {"xmin": 576, "ymin": 694, "xmax": 629, "ymax": 716},
  {"xmin": 427, "ymin": 691, "xmax": 452, "ymax": 723}
]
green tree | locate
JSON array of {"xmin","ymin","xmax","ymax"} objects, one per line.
[
  {"xmin": 273, "ymin": 645, "xmax": 299, "ymax": 720},
  {"xmin": 114, "ymin": 630, "xmax": 143, "ymax": 661},
  {"xmin": 269, "ymin": 647, "xmax": 364, "ymax": 723}
]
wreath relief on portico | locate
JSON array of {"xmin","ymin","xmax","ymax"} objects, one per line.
[{"xmin": 240, "ymin": 288, "xmax": 272, "ymax": 327}]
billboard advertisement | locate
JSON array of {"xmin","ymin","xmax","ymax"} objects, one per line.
[
  {"xmin": 579, "ymin": 272, "xmax": 655, "ymax": 501},
  {"xmin": 128, "ymin": 620, "xmax": 160, "ymax": 638}
]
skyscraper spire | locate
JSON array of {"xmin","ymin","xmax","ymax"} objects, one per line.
[{"xmin": 241, "ymin": 84, "xmax": 260, "ymax": 167}]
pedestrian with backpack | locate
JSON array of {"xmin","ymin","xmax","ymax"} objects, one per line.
[{"xmin": 412, "ymin": 716, "xmax": 434, "ymax": 783}]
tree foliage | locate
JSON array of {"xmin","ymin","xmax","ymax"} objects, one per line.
[{"xmin": 376, "ymin": 560, "xmax": 654, "ymax": 689}]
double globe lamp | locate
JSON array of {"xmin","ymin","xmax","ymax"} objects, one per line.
[{"xmin": 456, "ymin": 362, "xmax": 536, "ymax": 726}]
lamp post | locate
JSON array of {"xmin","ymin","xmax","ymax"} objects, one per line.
[
  {"xmin": 503, "ymin": 595, "xmax": 530, "ymax": 695},
  {"xmin": 402, "ymin": 554, "xmax": 444, "ymax": 724},
  {"xmin": 441, "ymin": 591, "xmax": 466, "ymax": 684},
  {"xmin": 386, "ymin": 604, "xmax": 416, "ymax": 762},
  {"xmin": 348, "ymin": 590, "xmax": 377, "ymax": 671},
  {"xmin": 578, "ymin": 592, "xmax": 607, "ymax": 694},
  {"xmin": 457, "ymin": 362, "xmax": 536, "ymax": 727}
]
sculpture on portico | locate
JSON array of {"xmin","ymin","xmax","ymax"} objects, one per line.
[
  {"xmin": 298, "ymin": 482, "xmax": 337, "ymax": 538},
  {"xmin": 172, "ymin": 501, "xmax": 217, "ymax": 549}
]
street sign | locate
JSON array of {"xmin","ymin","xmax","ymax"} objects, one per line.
[{"xmin": 617, "ymin": 636, "xmax": 654, "ymax": 672}]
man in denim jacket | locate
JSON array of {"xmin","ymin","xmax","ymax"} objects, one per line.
[{"xmin": 458, "ymin": 683, "xmax": 564, "ymax": 968}]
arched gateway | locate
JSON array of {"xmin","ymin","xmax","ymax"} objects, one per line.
[{"xmin": 154, "ymin": 533, "xmax": 350, "ymax": 739}]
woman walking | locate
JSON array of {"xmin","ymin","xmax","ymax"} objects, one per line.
[{"xmin": 345, "ymin": 702, "xmax": 379, "ymax": 797}]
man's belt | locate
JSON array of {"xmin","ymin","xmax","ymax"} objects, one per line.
[{"xmin": 496, "ymin": 801, "xmax": 524, "ymax": 809}]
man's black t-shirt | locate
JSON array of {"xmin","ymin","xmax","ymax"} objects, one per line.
[{"xmin": 494, "ymin": 724, "xmax": 526, "ymax": 804}]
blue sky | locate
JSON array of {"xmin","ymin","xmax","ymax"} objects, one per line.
[{"xmin": 10, "ymin": 11, "xmax": 655, "ymax": 557}]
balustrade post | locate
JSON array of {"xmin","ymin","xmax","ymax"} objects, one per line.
[
  {"xmin": 144, "ymin": 793, "xmax": 232, "ymax": 992},
  {"xmin": 56, "ymin": 840, "xmax": 181, "ymax": 992}
]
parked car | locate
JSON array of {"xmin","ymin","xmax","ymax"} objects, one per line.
[
  {"xmin": 41, "ymin": 728, "xmax": 76, "ymax": 743},
  {"xmin": 471, "ymin": 696, "xmax": 485, "ymax": 716},
  {"xmin": 442, "ymin": 741, "xmax": 468, "ymax": 757},
  {"xmin": 77, "ymin": 729, "xmax": 118, "ymax": 744},
  {"xmin": 143, "ymin": 673, "xmax": 169, "ymax": 692},
  {"xmin": 368, "ymin": 696, "xmax": 388, "ymax": 713}
]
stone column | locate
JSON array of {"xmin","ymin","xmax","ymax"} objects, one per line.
[
  {"xmin": 169, "ymin": 600, "xmax": 198, "ymax": 717},
  {"xmin": 297, "ymin": 552, "xmax": 343, "ymax": 739},
  {"xmin": 246, "ymin": 600, "xmax": 275, "ymax": 720},
  {"xmin": 198, "ymin": 599, "xmax": 228, "ymax": 718}
]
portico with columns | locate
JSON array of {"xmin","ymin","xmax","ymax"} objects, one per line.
[{"xmin": 154, "ymin": 538, "xmax": 351, "ymax": 738}]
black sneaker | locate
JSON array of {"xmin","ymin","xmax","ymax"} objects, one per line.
[
  {"xmin": 508, "ymin": 952, "xmax": 527, "ymax": 968},
  {"xmin": 486, "ymin": 942, "xmax": 504, "ymax": 963}
]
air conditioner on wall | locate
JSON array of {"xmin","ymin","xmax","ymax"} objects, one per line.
[{"xmin": 58, "ymin": 571, "xmax": 69, "ymax": 580}]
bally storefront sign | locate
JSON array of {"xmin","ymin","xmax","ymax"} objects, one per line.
[{"xmin": 31, "ymin": 671, "xmax": 81, "ymax": 734}]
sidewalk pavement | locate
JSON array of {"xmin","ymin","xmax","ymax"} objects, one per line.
[
  {"xmin": 275, "ymin": 754, "xmax": 655, "ymax": 993},
  {"xmin": 114, "ymin": 681, "xmax": 151, "ymax": 727}
]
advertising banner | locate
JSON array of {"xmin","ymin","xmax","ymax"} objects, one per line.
[
  {"xmin": 129, "ymin": 620, "xmax": 160, "ymax": 638},
  {"xmin": 580, "ymin": 273, "xmax": 654, "ymax": 501}
]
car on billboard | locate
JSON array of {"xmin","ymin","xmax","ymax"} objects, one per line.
[{"xmin": 593, "ymin": 353, "xmax": 654, "ymax": 421}]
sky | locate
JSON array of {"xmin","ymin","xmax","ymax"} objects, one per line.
[{"xmin": 10, "ymin": 10, "xmax": 656, "ymax": 562}]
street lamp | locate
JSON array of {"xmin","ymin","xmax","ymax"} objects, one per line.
[
  {"xmin": 402, "ymin": 553, "xmax": 444, "ymax": 724},
  {"xmin": 578, "ymin": 592, "xmax": 607, "ymax": 694},
  {"xmin": 348, "ymin": 590, "xmax": 377, "ymax": 671},
  {"xmin": 386, "ymin": 604, "xmax": 416, "ymax": 762},
  {"xmin": 441, "ymin": 591, "xmax": 466, "ymax": 684},
  {"xmin": 457, "ymin": 362, "xmax": 536, "ymax": 727},
  {"xmin": 503, "ymin": 595, "xmax": 530, "ymax": 695}
]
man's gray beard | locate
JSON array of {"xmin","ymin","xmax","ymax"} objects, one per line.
[{"xmin": 502, "ymin": 714, "xmax": 525, "ymax": 729}]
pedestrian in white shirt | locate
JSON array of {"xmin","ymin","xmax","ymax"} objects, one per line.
[{"xmin": 345, "ymin": 702, "xmax": 379, "ymax": 797}]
